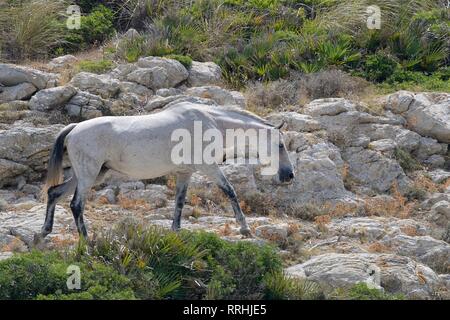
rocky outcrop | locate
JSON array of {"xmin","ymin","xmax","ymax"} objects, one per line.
[
  {"xmin": 65, "ymin": 91, "xmax": 112, "ymax": 119},
  {"xmin": 0, "ymin": 82, "xmax": 37, "ymax": 103},
  {"xmin": 0, "ymin": 64, "xmax": 58, "ymax": 90},
  {"xmin": 285, "ymin": 253, "xmax": 442, "ymax": 299},
  {"xmin": 185, "ymin": 86, "xmax": 245, "ymax": 108},
  {"xmin": 0, "ymin": 204, "xmax": 75, "ymax": 248},
  {"xmin": 0, "ymin": 123, "xmax": 63, "ymax": 186},
  {"xmin": 70, "ymin": 72, "xmax": 120, "ymax": 99},
  {"xmin": 187, "ymin": 61, "xmax": 222, "ymax": 87},
  {"xmin": 29, "ymin": 86, "xmax": 77, "ymax": 111},
  {"xmin": 386, "ymin": 91, "xmax": 450, "ymax": 143},
  {"xmin": 137, "ymin": 57, "xmax": 189, "ymax": 88},
  {"xmin": 47, "ymin": 55, "xmax": 78, "ymax": 71}
]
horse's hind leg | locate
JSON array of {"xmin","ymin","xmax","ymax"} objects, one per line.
[
  {"xmin": 40, "ymin": 177, "xmax": 77, "ymax": 238},
  {"xmin": 197, "ymin": 164, "xmax": 252, "ymax": 237},
  {"xmin": 70, "ymin": 187, "xmax": 88, "ymax": 238},
  {"xmin": 70, "ymin": 160, "xmax": 103, "ymax": 240},
  {"xmin": 171, "ymin": 172, "xmax": 192, "ymax": 232}
]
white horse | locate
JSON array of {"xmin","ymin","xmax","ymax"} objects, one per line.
[{"xmin": 37, "ymin": 102, "xmax": 294, "ymax": 240}]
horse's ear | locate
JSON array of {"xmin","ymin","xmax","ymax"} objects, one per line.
[{"xmin": 274, "ymin": 120, "xmax": 285, "ymax": 130}]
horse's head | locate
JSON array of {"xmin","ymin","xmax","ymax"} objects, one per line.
[
  {"xmin": 269, "ymin": 122, "xmax": 295, "ymax": 183},
  {"xmin": 273, "ymin": 121, "xmax": 295, "ymax": 183}
]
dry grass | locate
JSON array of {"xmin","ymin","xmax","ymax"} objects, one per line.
[
  {"xmin": 412, "ymin": 173, "xmax": 442, "ymax": 193},
  {"xmin": 0, "ymin": 0, "xmax": 68, "ymax": 62},
  {"xmin": 314, "ymin": 214, "xmax": 331, "ymax": 226},
  {"xmin": 363, "ymin": 183, "xmax": 415, "ymax": 218},
  {"xmin": 166, "ymin": 175, "xmax": 177, "ymax": 191},
  {"xmin": 245, "ymin": 70, "xmax": 371, "ymax": 114},
  {"xmin": 117, "ymin": 195, "xmax": 150, "ymax": 210},
  {"xmin": 287, "ymin": 222, "xmax": 300, "ymax": 236},
  {"xmin": 314, "ymin": 214, "xmax": 331, "ymax": 233},
  {"xmin": 1, "ymin": 237, "xmax": 24, "ymax": 252},
  {"xmin": 367, "ymin": 242, "xmax": 391, "ymax": 253},
  {"xmin": 401, "ymin": 225, "xmax": 419, "ymax": 237},
  {"xmin": 96, "ymin": 196, "xmax": 111, "ymax": 205},
  {"xmin": 218, "ymin": 222, "xmax": 232, "ymax": 236},
  {"xmin": 187, "ymin": 186, "xmax": 229, "ymax": 212},
  {"xmin": 285, "ymin": 200, "xmax": 360, "ymax": 221},
  {"xmin": 240, "ymin": 192, "xmax": 278, "ymax": 216},
  {"xmin": 191, "ymin": 206, "xmax": 202, "ymax": 219}
]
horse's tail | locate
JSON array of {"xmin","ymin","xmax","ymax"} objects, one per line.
[{"xmin": 43, "ymin": 123, "xmax": 77, "ymax": 195}]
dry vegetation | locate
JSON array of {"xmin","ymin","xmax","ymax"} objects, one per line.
[{"xmin": 245, "ymin": 70, "xmax": 371, "ymax": 114}]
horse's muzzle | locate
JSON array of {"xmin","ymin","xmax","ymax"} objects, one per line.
[{"xmin": 279, "ymin": 169, "xmax": 295, "ymax": 183}]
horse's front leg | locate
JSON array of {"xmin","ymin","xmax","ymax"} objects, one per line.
[
  {"xmin": 171, "ymin": 172, "xmax": 192, "ymax": 232},
  {"xmin": 198, "ymin": 164, "xmax": 252, "ymax": 237}
]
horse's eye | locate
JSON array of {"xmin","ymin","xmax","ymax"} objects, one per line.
[{"xmin": 279, "ymin": 143, "xmax": 284, "ymax": 148}]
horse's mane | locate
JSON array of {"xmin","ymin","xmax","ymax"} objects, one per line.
[
  {"xmin": 163, "ymin": 99, "xmax": 275, "ymax": 128},
  {"xmin": 214, "ymin": 105, "xmax": 275, "ymax": 128}
]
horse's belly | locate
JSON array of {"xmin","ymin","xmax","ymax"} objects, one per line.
[{"xmin": 106, "ymin": 151, "xmax": 176, "ymax": 179}]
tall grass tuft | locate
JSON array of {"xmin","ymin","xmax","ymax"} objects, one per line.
[{"xmin": 0, "ymin": 0, "xmax": 69, "ymax": 62}]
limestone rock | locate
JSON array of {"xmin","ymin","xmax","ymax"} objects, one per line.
[
  {"xmin": 29, "ymin": 86, "xmax": 77, "ymax": 111},
  {"xmin": 285, "ymin": 253, "xmax": 442, "ymax": 299},
  {"xmin": 137, "ymin": 57, "xmax": 189, "ymax": 87},
  {"xmin": 187, "ymin": 61, "xmax": 222, "ymax": 87},
  {"xmin": 0, "ymin": 64, "xmax": 57, "ymax": 89},
  {"xmin": 70, "ymin": 72, "xmax": 120, "ymax": 99},
  {"xmin": 185, "ymin": 86, "xmax": 245, "ymax": 108},
  {"xmin": 47, "ymin": 55, "xmax": 78, "ymax": 71},
  {"xmin": 0, "ymin": 83, "xmax": 37, "ymax": 103}
]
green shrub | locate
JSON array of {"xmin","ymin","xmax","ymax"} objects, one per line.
[
  {"xmin": 341, "ymin": 283, "xmax": 405, "ymax": 300},
  {"xmin": 89, "ymin": 220, "xmax": 204, "ymax": 299},
  {"xmin": 115, "ymin": 33, "xmax": 173, "ymax": 63},
  {"xmin": 0, "ymin": 251, "xmax": 134, "ymax": 300},
  {"xmin": 65, "ymin": 4, "xmax": 115, "ymax": 52},
  {"xmin": 90, "ymin": 220, "xmax": 284, "ymax": 299},
  {"xmin": 188, "ymin": 231, "xmax": 282, "ymax": 299},
  {"xmin": 263, "ymin": 271, "xmax": 324, "ymax": 300},
  {"xmin": 405, "ymin": 186, "xmax": 427, "ymax": 202},
  {"xmin": 80, "ymin": 5, "xmax": 115, "ymax": 44},
  {"xmin": 381, "ymin": 68, "xmax": 450, "ymax": 92},
  {"xmin": 0, "ymin": 251, "xmax": 68, "ymax": 299},
  {"xmin": 363, "ymin": 53, "xmax": 399, "ymax": 82},
  {"xmin": 77, "ymin": 59, "xmax": 115, "ymax": 74},
  {"xmin": 394, "ymin": 148, "xmax": 422, "ymax": 173},
  {"xmin": 165, "ymin": 54, "xmax": 193, "ymax": 69}
]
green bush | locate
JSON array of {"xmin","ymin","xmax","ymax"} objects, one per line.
[
  {"xmin": 115, "ymin": 33, "xmax": 174, "ymax": 63},
  {"xmin": 341, "ymin": 283, "xmax": 405, "ymax": 300},
  {"xmin": 80, "ymin": 5, "xmax": 115, "ymax": 44},
  {"xmin": 65, "ymin": 4, "xmax": 115, "ymax": 52},
  {"xmin": 188, "ymin": 231, "xmax": 282, "ymax": 299},
  {"xmin": 77, "ymin": 59, "xmax": 115, "ymax": 74},
  {"xmin": 165, "ymin": 54, "xmax": 193, "ymax": 69},
  {"xmin": 381, "ymin": 68, "xmax": 450, "ymax": 92},
  {"xmin": 0, "ymin": 251, "xmax": 134, "ymax": 300},
  {"xmin": 363, "ymin": 53, "xmax": 399, "ymax": 82},
  {"xmin": 263, "ymin": 271, "xmax": 324, "ymax": 300},
  {"xmin": 0, "ymin": 220, "xmax": 303, "ymax": 300},
  {"xmin": 394, "ymin": 148, "xmax": 422, "ymax": 173}
]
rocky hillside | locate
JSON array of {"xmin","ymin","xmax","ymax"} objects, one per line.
[{"xmin": 0, "ymin": 53, "xmax": 449, "ymax": 299}]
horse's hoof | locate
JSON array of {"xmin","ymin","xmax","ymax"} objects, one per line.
[
  {"xmin": 32, "ymin": 233, "xmax": 45, "ymax": 247},
  {"xmin": 240, "ymin": 228, "xmax": 253, "ymax": 238}
]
